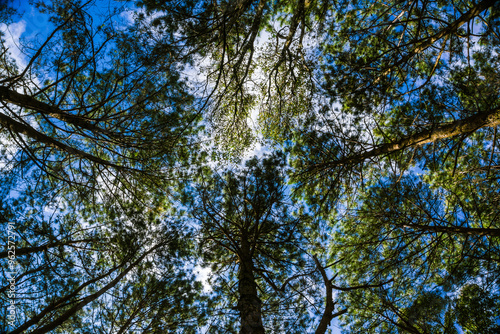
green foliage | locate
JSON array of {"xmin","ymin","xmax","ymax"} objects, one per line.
[
  {"xmin": 456, "ymin": 284, "xmax": 500, "ymax": 334},
  {"xmin": 0, "ymin": 0, "xmax": 203, "ymax": 197},
  {"xmin": 0, "ymin": 170, "xmax": 207, "ymax": 333},
  {"xmin": 2, "ymin": 0, "xmax": 500, "ymax": 333},
  {"xmin": 186, "ymin": 153, "xmax": 323, "ymax": 332}
]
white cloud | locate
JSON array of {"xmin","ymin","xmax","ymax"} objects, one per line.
[
  {"xmin": 0, "ymin": 20, "xmax": 27, "ymax": 69},
  {"xmin": 195, "ymin": 265, "xmax": 213, "ymax": 292}
]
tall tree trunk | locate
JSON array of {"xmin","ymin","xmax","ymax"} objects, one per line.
[
  {"xmin": 321, "ymin": 108, "xmax": 500, "ymax": 169},
  {"xmin": 0, "ymin": 110, "xmax": 125, "ymax": 169},
  {"xmin": 313, "ymin": 256, "xmax": 348, "ymax": 334},
  {"xmin": 0, "ymin": 86, "xmax": 114, "ymax": 136},
  {"xmin": 237, "ymin": 238, "xmax": 265, "ymax": 334}
]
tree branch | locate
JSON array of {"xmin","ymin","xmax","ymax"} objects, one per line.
[{"xmin": 320, "ymin": 108, "xmax": 500, "ymax": 169}]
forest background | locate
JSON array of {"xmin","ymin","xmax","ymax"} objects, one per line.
[{"xmin": 0, "ymin": 0, "xmax": 499, "ymax": 333}]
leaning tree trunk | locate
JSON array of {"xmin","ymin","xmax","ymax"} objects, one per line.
[
  {"xmin": 237, "ymin": 238, "xmax": 265, "ymax": 334},
  {"xmin": 322, "ymin": 108, "xmax": 500, "ymax": 169}
]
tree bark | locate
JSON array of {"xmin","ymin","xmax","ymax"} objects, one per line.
[
  {"xmin": 313, "ymin": 256, "xmax": 349, "ymax": 334},
  {"xmin": 0, "ymin": 238, "xmax": 95, "ymax": 259},
  {"xmin": 407, "ymin": 0, "xmax": 497, "ymax": 55},
  {"xmin": 313, "ymin": 256, "xmax": 393, "ymax": 334},
  {"xmin": 0, "ymin": 109, "xmax": 130, "ymax": 170},
  {"xmin": 237, "ymin": 238, "xmax": 265, "ymax": 334},
  {"xmin": 323, "ymin": 108, "xmax": 500, "ymax": 168},
  {"xmin": 0, "ymin": 86, "xmax": 118, "ymax": 137},
  {"xmin": 314, "ymin": 256, "xmax": 341, "ymax": 334},
  {"xmin": 373, "ymin": 0, "xmax": 498, "ymax": 83}
]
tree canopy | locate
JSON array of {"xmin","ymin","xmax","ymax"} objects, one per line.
[{"xmin": 1, "ymin": 0, "xmax": 500, "ymax": 333}]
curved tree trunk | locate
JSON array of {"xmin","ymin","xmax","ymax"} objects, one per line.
[{"xmin": 324, "ymin": 108, "xmax": 500, "ymax": 168}]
